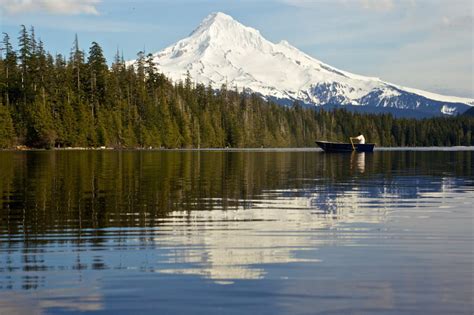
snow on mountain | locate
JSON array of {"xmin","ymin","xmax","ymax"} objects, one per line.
[{"xmin": 130, "ymin": 12, "xmax": 473, "ymax": 117}]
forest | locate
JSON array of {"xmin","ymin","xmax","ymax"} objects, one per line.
[{"xmin": 0, "ymin": 26, "xmax": 473, "ymax": 149}]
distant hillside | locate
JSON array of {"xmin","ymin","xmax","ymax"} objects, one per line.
[{"xmin": 462, "ymin": 107, "xmax": 474, "ymax": 117}]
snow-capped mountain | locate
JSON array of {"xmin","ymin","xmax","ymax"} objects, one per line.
[{"xmin": 131, "ymin": 12, "xmax": 473, "ymax": 117}]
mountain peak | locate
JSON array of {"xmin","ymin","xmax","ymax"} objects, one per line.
[
  {"xmin": 190, "ymin": 12, "xmax": 240, "ymax": 35},
  {"xmin": 205, "ymin": 12, "xmax": 234, "ymax": 23},
  {"xmin": 136, "ymin": 12, "xmax": 473, "ymax": 117},
  {"xmin": 189, "ymin": 12, "xmax": 261, "ymax": 42}
]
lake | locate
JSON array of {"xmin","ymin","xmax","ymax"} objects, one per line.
[{"xmin": 0, "ymin": 149, "xmax": 473, "ymax": 314}]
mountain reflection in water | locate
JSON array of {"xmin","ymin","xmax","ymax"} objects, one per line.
[{"xmin": 0, "ymin": 150, "xmax": 472, "ymax": 314}]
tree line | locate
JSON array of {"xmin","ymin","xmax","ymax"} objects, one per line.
[{"xmin": 0, "ymin": 26, "xmax": 473, "ymax": 149}]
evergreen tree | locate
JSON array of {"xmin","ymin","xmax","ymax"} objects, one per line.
[
  {"xmin": 1, "ymin": 32, "xmax": 18, "ymax": 108},
  {"xmin": 87, "ymin": 41, "xmax": 108, "ymax": 113},
  {"xmin": 0, "ymin": 26, "xmax": 473, "ymax": 149},
  {"xmin": 70, "ymin": 34, "xmax": 85, "ymax": 92},
  {"xmin": 0, "ymin": 103, "xmax": 15, "ymax": 148}
]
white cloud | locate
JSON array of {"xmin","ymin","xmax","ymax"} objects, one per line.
[
  {"xmin": 273, "ymin": 0, "xmax": 472, "ymax": 97},
  {"xmin": 360, "ymin": 0, "xmax": 394, "ymax": 11},
  {"xmin": 281, "ymin": 0, "xmax": 398, "ymax": 11},
  {"xmin": 441, "ymin": 15, "xmax": 473, "ymax": 29},
  {"xmin": 0, "ymin": 0, "xmax": 100, "ymax": 15},
  {"xmin": 378, "ymin": 18, "xmax": 473, "ymax": 98},
  {"xmin": 14, "ymin": 16, "xmax": 162, "ymax": 33}
]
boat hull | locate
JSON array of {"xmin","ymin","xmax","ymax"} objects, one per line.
[{"xmin": 316, "ymin": 141, "xmax": 375, "ymax": 153}]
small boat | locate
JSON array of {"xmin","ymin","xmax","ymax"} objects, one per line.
[{"xmin": 316, "ymin": 140, "xmax": 375, "ymax": 153}]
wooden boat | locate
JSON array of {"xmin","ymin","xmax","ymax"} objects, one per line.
[{"xmin": 315, "ymin": 140, "xmax": 375, "ymax": 152}]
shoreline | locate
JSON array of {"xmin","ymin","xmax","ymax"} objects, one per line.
[{"xmin": 1, "ymin": 146, "xmax": 474, "ymax": 152}]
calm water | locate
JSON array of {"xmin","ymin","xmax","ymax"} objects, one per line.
[{"xmin": 0, "ymin": 149, "xmax": 473, "ymax": 314}]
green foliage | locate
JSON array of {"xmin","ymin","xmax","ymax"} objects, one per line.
[
  {"xmin": 0, "ymin": 26, "xmax": 473, "ymax": 149},
  {"xmin": 0, "ymin": 104, "xmax": 15, "ymax": 148}
]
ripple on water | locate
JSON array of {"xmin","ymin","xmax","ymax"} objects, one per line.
[{"xmin": 0, "ymin": 150, "xmax": 473, "ymax": 314}]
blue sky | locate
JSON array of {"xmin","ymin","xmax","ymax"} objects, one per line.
[{"xmin": 1, "ymin": 0, "xmax": 472, "ymax": 98}]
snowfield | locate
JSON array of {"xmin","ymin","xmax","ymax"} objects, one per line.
[{"xmin": 128, "ymin": 12, "xmax": 473, "ymax": 117}]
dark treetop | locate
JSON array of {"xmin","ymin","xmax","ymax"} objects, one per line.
[{"xmin": 0, "ymin": 27, "xmax": 473, "ymax": 149}]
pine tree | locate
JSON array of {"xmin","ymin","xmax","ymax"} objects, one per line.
[
  {"xmin": 1, "ymin": 32, "xmax": 18, "ymax": 108},
  {"xmin": 1, "ymin": 26, "xmax": 473, "ymax": 149},
  {"xmin": 87, "ymin": 41, "xmax": 108, "ymax": 114},
  {"xmin": 70, "ymin": 34, "xmax": 85, "ymax": 92},
  {"xmin": 0, "ymin": 103, "xmax": 15, "ymax": 148}
]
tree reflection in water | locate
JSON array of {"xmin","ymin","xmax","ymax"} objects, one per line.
[{"xmin": 0, "ymin": 150, "xmax": 472, "ymax": 289}]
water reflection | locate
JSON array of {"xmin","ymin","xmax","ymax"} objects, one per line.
[
  {"xmin": 0, "ymin": 150, "xmax": 473, "ymax": 313},
  {"xmin": 0, "ymin": 285, "xmax": 104, "ymax": 313},
  {"xmin": 155, "ymin": 208, "xmax": 323, "ymax": 282},
  {"xmin": 351, "ymin": 151, "xmax": 365, "ymax": 173}
]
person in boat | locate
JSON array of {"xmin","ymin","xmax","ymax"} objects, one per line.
[{"xmin": 350, "ymin": 132, "xmax": 365, "ymax": 144}]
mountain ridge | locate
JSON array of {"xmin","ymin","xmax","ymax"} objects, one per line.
[{"xmin": 129, "ymin": 12, "xmax": 473, "ymax": 117}]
